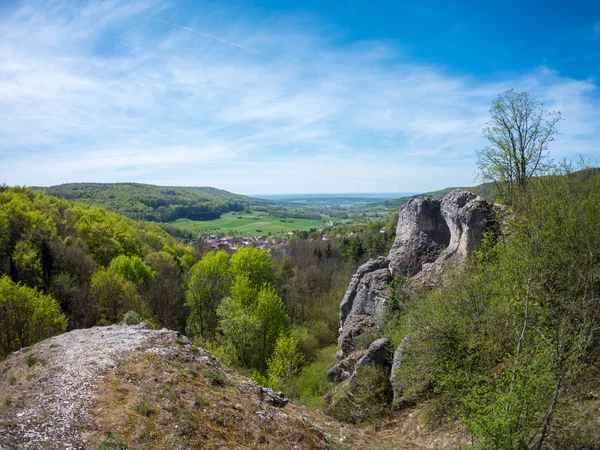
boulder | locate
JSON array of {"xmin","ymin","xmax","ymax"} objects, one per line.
[
  {"xmin": 340, "ymin": 256, "xmax": 391, "ymax": 326},
  {"xmin": 349, "ymin": 338, "xmax": 391, "ymax": 384},
  {"xmin": 337, "ymin": 314, "xmax": 377, "ymax": 357},
  {"xmin": 327, "ymin": 349, "xmax": 367, "ymax": 382}
]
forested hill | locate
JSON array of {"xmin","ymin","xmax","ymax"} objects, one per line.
[{"xmin": 41, "ymin": 183, "xmax": 271, "ymax": 222}]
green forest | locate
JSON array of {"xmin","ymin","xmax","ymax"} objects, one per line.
[
  {"xmin": 0, "ymin": 185, "xmax": 392, "ymax": 380},
  {"xmin": 42, "ymin": 183, "xmax": 259, "ymax": 222}
]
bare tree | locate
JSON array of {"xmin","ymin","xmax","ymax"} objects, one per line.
[{"xmin": 477, "ymin": 89, "xmax": 561, "ymax": 202}]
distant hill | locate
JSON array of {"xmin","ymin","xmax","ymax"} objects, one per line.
[{"xmin": 42, "ymin": 183, "xmax": 270, "ymax": 222}]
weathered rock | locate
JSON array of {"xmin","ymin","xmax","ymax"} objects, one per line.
[
  {"xmin": 340, "ymin": 256, "xmax": 391, "ymax": 326},
  {"xmin": 388, "ymin": 197, "xmax": 449, "ymax": 277},
  {"xmin": 349, "ymin": 338, "xmax": 391, "ymax": 385},
  {"xmin": 389, "ymin": 190, "xmax": 494, "ymax": 287},
  {"xmin": 337, "ymin": 314, "xmax": 377, "ymax": 357},
  {"xmin": 332, "ymin": 190, "xmax": 496, "ymax": 400},
  {"xmin": 354, "ymin": 338, "xmax": 390, "ymax": 371},
  {"xmin": 327, "ymin": 350, "xmax": 368, "ymax": 382},
  {"xmin": 259, "ymin": 387, "xmax": 289, "ymax": 408}
]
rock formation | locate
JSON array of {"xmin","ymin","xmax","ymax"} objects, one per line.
[{"xmin": 331, "ymin": 190, "xmax": 495, "ymax": 404}]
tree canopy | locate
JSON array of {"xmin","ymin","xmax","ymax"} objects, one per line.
[{"xmin": 476, "ymin": 89, "xmax": 561, "ymax": 202}]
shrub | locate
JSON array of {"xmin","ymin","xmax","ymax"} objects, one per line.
[{"xmin": 120, "ymin": 310, "xmax": 143, "ymax": 326}]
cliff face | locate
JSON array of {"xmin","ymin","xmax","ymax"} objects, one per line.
[{"xmin": 330, "ymin": 190, "xmax": 495, "ymax": 393}]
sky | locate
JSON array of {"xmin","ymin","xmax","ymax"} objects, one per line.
[{"xmin": 0, "ymin": 0, "xmax": 599, "ymax": 194}]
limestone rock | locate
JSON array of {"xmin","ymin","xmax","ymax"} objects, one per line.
[
  {"xmin": 327, "ymin": 350, "xmax": 368, "ymax": 382},
  {"xmin": 340, "ymin": 256, "xmax": 391, "ymax": 326},
  {"xmin": 337, "ymin": 314, "xmax": 377, "ymax": 357},
  {"xmin": 349, "ymin": 338, "xmax": 391, "ymax": 384},
  {"xmin": 388, "ymin": 197, "xmax": 449, "ymax": 277},
  {"xmin": 332, "ymin": 189, "xmax": 495, "ymax": 399}
]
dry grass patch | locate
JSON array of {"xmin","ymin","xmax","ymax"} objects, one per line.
[{"xmin": 83, "ymin": 335, "xmax": 339, "ymax": 449}]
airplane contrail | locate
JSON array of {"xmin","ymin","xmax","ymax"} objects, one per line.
[{"xmin": 157, "ymin": 19, "xmax": 261, "ymax": 55}]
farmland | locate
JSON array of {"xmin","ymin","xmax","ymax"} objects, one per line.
[{"xmin": 172, "ymin": 212, "xmax": 326, "ymax": 236}]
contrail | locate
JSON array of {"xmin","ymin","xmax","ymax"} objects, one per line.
[{"xmin": 157, "ymin": 19, "xmax": 261, "ymax": 55}]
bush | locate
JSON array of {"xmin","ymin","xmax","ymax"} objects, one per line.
[{"xmin": 120, "ymin": 310, "xmax": 143, "ymax": 325}]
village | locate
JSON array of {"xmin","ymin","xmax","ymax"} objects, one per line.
[{"xmin": 196, "ymin": 229, "xmax": 340, "ymax": 253}]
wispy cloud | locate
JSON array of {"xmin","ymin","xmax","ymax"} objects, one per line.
[{"xmin": 0, "ymin": 0, "xmax": 598, "ymax": 193}]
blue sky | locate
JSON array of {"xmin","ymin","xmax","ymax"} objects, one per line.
[{"xmin": 0, "ymin": 0, "xmax": 598, "ymax": 194}]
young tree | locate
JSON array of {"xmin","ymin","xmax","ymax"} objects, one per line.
[
  {"xmin": 476, "ymin": 89, "xmax": 561, "ymax": 203},
  {"xmin": 90, "ymin": 267, "xmax": 139, "ymax": 324},
  {"xmin": 0, "ymin": 275, "xmax": 67, "ymax": 358},
  {"xmin": 185, "ymin": 250, "xmax": 231, "ymax": 340}
]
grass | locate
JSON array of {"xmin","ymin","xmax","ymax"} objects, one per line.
[
  {"xmin": 133, "ymin": 402, "xmax": 156, "ymax": 417},
  {"xmin": 204, "ymin": 370, "xmax": 225, "ymax": 387},
  {"xmin": 173, "ymin": 212, "xmax": 324, "ymax": 236},
  {"xmin": 97, "ymin": 432, "xmax": 129, "ymax": 450},
  {"xmin": 25, "ymin": 356, "xmax": 37, "ymax": 367},
  {"xmin": 86, "ymin": 334, "xmax": 340, "ymax": 449}
]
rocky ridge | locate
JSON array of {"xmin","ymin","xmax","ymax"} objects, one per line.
[
  {"xmin": 330, "ymin": 190, "xmax": 495, "ymax": 403},
  {"xmin": 0, "ymin": 324, "xmax": 336, "ymax": 450}
]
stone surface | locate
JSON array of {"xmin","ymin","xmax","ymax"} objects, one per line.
[
  {"xmin": 388, "ymin": 197, "xmax": 449, "ymax": 277},
  {"xmin": 348, "ymin": 338, "xmax": 391, "ymax": 385},
  {"xmin": 327, "ymin": 350, "xmax": 368, "ymax": 382},
  {"xmin": 340, "ymin": 256, "xmax": 392, "ymax": 327},
  {"xmin": 337, "ymin": 314, "xmax": 377, "ymax": 357}
]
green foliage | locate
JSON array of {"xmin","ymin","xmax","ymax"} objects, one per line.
[
  {"xmin": 476, "ymin": 89, "xmax": 561, "ymax": 203},
  {"xmin": 25, "ymin": 356, "xmax": 37, "ymax": 367},
  {"xmin": 389, "ymin": 166, "xmax": 600, "ymax": 447},
  {"xmin": 120, "ymin": 310, "xmax": 143, "ymax": 325},
  {"xmin": 274, "ymin": 346, "xmax": 337, "ymax": 408},
  {"xmin": 97, "ymin": 433, "xmax": 129, "ymax": 450},
  {"xmin": 91, "ymin": 268, "xmax": 139, "ymax": 324},
  {"xmin": 254, "ymin": 286, "xmax": 291, "ymax": 366},
  {"xmin": 143, "ymin": 251, "xmax": 184, "ymax": 331},
  {"xmin": 0, "ymin": 275, "xmax": 67, "ymax": 358},
  {"xmin": 216, "ymin": 276, "xmax": 291, "ymax": 371},
  {"xmin": 229, "ymin": 246, "xmax": 274, "ymax": 291},
  {"xmin": 204, "ymin": 370, "xmax": 225, "ymax": 386},
  {"xmin": 43, "ymin": 183, "xmax": 256, "ymax": 222},
  {"xmin": 185, "ymin": 251, "xmax": 231, "ymax": 340},
  {"xmin": 108, "ymin": 255, "xmax": 153, "ymax": 287},
  {"xmin": 267, "ymin": 334, "xmax": 305, "ymax": 386},
  {"xmin": 12, "ymin": 240, "xmax": 43, "ymax": 287},
  {"xmin": 325, "ymin": 365, "xmax": 392, "ymax": 425}
]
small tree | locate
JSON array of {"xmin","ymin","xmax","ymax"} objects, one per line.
[
  {"xmin": 0, "ymin": 275, "xmax": 67, "ymax": 358},
  {"xmin": 476, "ymin": 89, "xmax": 561, "ymax": 202}
]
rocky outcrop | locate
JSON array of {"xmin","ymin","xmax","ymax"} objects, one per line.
[
  {"xmin": 339, "ymin": 256, "xmax": 391, "ymax": 326},
  {"xmin": 332, "ymin": 190, "xmax": 495, "ymax": 406},
  {"xmin": 389, "ymin": 190, "xmax": 493, "ymax": 285}
]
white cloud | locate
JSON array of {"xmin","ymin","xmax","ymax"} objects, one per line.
[{"xmin": 0, "ymin": 0, "xmax": 598, "ymax": 193}]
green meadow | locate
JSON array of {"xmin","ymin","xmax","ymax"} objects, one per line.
[{"xmin": 173, "ymin": 212, "xmax": 325, "ymax": 235}]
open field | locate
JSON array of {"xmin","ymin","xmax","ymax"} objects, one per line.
[{"xmin": 173, "ymin": 212, "xmax": 325, "ymax": 235}]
